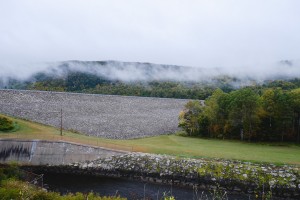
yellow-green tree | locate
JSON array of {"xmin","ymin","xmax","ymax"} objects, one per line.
[
  {"xmin": 178, "ymin": 101, "xmax": 203, "ymax": 136},
  {"xmin": 228, "ymin": 88, "xmax": 261, "ymax": 141},
  {"xmin": 290, "ymin": 88, "xmax": 300, "ymax": 142}
]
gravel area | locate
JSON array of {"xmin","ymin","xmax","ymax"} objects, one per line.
[{"xmin": 0, "ymin": 89, "xmax": 189, "ymax": 139}]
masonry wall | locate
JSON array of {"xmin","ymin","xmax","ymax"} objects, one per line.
[{"xmin": 23, "ymin": 153, "xmax": 300, "ymax": 199}]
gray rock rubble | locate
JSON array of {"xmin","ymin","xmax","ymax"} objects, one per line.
[{"xmin": 0, "ymin": 89, "xmax": 189, "ymax": 139}]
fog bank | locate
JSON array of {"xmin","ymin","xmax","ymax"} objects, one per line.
[
  {"xmin": 1, "ymin": 60, "xmax": 300, "ymax": 86},
  {"xmin": 1, "ymin": 1, "xmax": 300, "ymax": 76}
]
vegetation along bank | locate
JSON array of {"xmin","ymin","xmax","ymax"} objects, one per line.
[{"xmin": 0, "ymin": 164, "xmax": 125, "ymax": 200}]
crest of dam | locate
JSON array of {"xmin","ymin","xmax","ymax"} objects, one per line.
[{"xmin": 0, "ymin": 139, "xmax": 125, "ymax": 165}]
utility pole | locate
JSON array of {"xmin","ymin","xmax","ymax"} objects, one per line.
[
  {"xmin": 297, "ymin": 117, "xmax": 300, "ymax": 143},
  {"xmin": 60, "ymin": 108, "xmax": 63, "ymax": 136}
]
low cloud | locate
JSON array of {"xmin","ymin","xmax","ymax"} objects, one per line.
[
  {"xmin": 0, "ymin": 1, "xmax": 299, "ymax": 83},
  {"xmin": 2, "ymin": 60, "xmax": 299, "ymax": 85}
]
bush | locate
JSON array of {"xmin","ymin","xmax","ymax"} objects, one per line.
[
  {"xmin": 0, "ymin": 178, "xmax": 126, "ymax": 200},
  {"xmin": 0, "ymin": 116, "xmax": 14, "ymax": 131},
  {"xmin": 0, "ymin": 163, "xmax": 21, "ymax": 180},
  {"xmin": 0, "ymin": 165, "xmax": 126, "ymax": 200},
  {"xmin": 175, "ymin": 130, "xmax": 189, "ymax": 137}
]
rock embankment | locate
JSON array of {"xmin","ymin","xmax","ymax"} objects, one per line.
[
  {"xmin": 0, "ymin": 89, "xmax": 189, "ymax": 139},
  {"xmin": 29, "ymin": 153, "xmax": 300, "ymax": 199}
]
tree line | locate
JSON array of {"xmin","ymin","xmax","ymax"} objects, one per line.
[
  {"xmin": 7, "ymin": 70, "xmax": 300, "ymax": 100},
  {"xmin": 7, "ymin": 71, "xmax": 220, "ymax": 99},
  {"xmin": 179, "ymin": 87, "xmax": 300, "ymax": 142}
]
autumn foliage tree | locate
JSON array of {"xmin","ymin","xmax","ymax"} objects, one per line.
[
  {"xmin": 178, "ymin": 101, "xmax": 204, "ymax": 136},
  {"xmin": 179, "ymin": 87, "xmax": 300, "ymax": 142}
]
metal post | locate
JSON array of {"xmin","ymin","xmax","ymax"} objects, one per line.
[
  {"xmin": 297, "ymin": 118, "xmax": 300, "ymax": 143},
  {"xmin": 60, "ymin": 108, "xmax": 63, "ymax": 136}
]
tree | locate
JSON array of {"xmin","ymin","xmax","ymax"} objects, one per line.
[
  {"xmin": 290, "ymin": 88, "xmax": 300, "ymax": 142},
  {"xmin": 0, "ymin": 117, "xmax": 14, "ymax": 131},
  {"xmin": 178, "ymin": 101, "xmax": 203, "ymax": 136},
  {"xmin": 261, "ymin": 89, "xmax": 276, "ymax": 128},
  {"xmin": 204, "ymin": 89, "xmax": 229, "ymax": 138},
  {"xmin": 260, "ymin": 89, "xmax": 277, "ymax": 140},
  {"xmin": 178, "ymin": 85, "xmax": 300, "ymax": 142},
  {"xmin": 228, "ymin": 88, "xmax": 260, "ymax": 141},
  {"xmin": 66, "ymin": 72, "xmax": 107, "ymax": 91},
  {"xmin": 261, "ymin": 89, "xmax": 293, "ymax": 141}
]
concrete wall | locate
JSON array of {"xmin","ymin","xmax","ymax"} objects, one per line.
[{"xmin": 0, "ymin": 139, "xmax": 125, "ymax": 165}]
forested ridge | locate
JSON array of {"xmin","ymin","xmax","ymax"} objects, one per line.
[
  {"xmin": 3, "ymin": 71, "xmax": 231, "ymax": 99},
  {"xmin": 4, "ymin": 69, "xmax": 300, "ymax": 100}
]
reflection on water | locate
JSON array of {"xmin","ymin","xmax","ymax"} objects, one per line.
[{"xmin": 43, "ymin": 173, "xmax": 251, "ymax": 200}]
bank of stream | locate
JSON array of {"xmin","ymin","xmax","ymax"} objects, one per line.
[
  {"xmin": 23, "ymin": 152, "xmax": 299, "ymax": 199},
  {"xmin": 43, "ymin": 173, "xmax": 251, "ymax": 200}
]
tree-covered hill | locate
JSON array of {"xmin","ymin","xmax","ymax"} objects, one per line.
[{"xmin": 1, "ymin": 60, "xmax": 300, "ymax": 99}]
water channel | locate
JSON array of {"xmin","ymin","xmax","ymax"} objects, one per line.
[{"xmin": 43, "ymin": 173, "xmax": 252, "ymax": 200}]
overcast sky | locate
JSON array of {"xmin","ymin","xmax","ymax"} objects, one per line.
[{"xmin": 1, "ymin": 0, "xmax": 300, "ymax": 76}]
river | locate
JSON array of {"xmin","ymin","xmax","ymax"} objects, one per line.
[{"xmin": 43, "ymin": 173, "xmax": 252, "ymax": 200}]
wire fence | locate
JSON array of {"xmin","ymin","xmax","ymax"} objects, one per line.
[{"xmin": 20, "ymin": 169, "xmax": 44, "ymax": 188}]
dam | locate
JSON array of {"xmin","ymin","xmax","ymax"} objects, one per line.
[
  {"xmin": 0, "ymin": 139, "xmax": 125, "ymax": 165},
  {"xmin": 0, "ymin": 89, "xmax": 189, "ymax": 139}
]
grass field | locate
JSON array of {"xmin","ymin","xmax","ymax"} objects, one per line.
[{"xmin": 1, "ymin": 114, "xmax": 300, "ymax": 165}]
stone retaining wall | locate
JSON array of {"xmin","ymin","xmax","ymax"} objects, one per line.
[{"xmin": 24, "ymin": 153, "xmax": 300, "ymax": 199}]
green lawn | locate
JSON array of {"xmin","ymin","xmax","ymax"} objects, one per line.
[
  {"xmin": 1, "ymin": 114, "xmax": 300, "ymax": 165},
  {"xmin": 123, "ymin": 135, "xmax": 300, "ymax": 165}
]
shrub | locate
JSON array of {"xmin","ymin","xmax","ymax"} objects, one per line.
[
  {"xmin": 0, "ymin": 116, "xmax": 14, "ymax": 131},
  {"xmin": 0, "ymin": 179, "xmax": 126, "ymax": 200},
  {"xmin": 0, "ymin": 165, "xmax": 126, "ymax": 200}
]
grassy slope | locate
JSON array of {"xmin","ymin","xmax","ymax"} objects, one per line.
[
  {"xmin": 125, "ymin": 135, "xmax": 300, "ymax": 165},
  {"xmin": 1, "ymin": 114, "xmax": 300, "ymax": 165},
  {"xmin": 0, "ymin": 114, "xmax": 61, "ymax": 136}
]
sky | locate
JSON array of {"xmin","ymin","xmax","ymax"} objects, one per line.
[{"xmin": 0, "ymin": 0, "xmax": 300, "ymax": 78}]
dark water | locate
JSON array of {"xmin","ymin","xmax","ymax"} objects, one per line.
[{"xmin": 43, "ymin": 173, "xmax": 251, "ymax": 200}]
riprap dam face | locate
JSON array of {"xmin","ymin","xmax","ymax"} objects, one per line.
[{"xmin": 0, "ymin": 90, "xmax": 189, "ymax": 139}]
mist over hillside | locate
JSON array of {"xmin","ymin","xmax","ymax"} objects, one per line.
[
  {"xmin": 2, "ymin": 60, "xmax": 221, "ymax": 84},
  {"xmin": 1, "ymin": 60, "xmax": 300, "ymax": 88}
]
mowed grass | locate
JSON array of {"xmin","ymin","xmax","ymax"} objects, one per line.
[
  {"xmin": 0, "ymin": 114, "xmax": 62, "ymax": 136},
  {"xmin": 124, "ymin": 135, "xmax": 300, "ymax": 165},
  {"xmin": 1, "ymin": 114, "xmax": 300, "ymax": 165}
]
